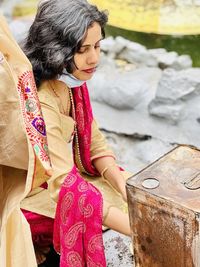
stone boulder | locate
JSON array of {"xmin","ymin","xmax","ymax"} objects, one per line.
[
  {"xmin": 88, "ymin": 66, "xmax": 162, "ymax": 110},
  {"xmin": 101, "ymin": 37, "xmax": 193, "ymax": 70},
  {"xmin": 148, "ymin": 68, "xmax": 200, "ymax": 123}
]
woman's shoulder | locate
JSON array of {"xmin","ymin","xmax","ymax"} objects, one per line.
[
  {"xmin": 38, "ymin": 81, "xmax": 55, "ymax": 105},
  {"xmin": 38, "ymin": 80, "xmax": 63, "ymax": 109},
  {"xmin": 38, "ymin": 79, "xmax": 70, "ymax": 116}
]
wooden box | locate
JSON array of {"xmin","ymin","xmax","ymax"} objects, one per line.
[{"xmin": 127, "ymin": 145, "xmax": 200, "ymax": 267}]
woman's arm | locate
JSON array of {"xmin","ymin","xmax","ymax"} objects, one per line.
[
  {"xmin": 93, "ymin": 156, "xmax": 127, "ymax": 202},
  {"xmin": 90, "ymin": 119, "xmax": 127, "ymax": 201}
]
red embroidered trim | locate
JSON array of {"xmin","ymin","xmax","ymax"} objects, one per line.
[{"xmin": 17, "ymin": 71, "xmax": 51, "ymax": 167}]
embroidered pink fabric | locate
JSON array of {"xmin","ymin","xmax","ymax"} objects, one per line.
[
  {"xmin": 54, "ymin": 83, "xmax": 106, "ymax": 266},
  {"xmin": 72, "ymin": 83, "xmax": 99, "ymax": 175},
  {"xmin": 54, "ymin": 166, "xmax": 106, "ymax": 267}
]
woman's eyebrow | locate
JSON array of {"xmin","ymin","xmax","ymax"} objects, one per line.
[{"xmin": 81, "ymin": 38, "xmax": 103, "ymax": 47}]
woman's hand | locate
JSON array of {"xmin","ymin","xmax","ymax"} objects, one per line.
[
  {"xmin": 117, "ymin": 179, "xmax": 128, "ymax": 202},
  {"xmin": 93, "ymin": 157, "xmax": 128, "ymax": 202},
  {"xmin": 120, "ymin": 186, "xmax": 128, "ymax": 202}
]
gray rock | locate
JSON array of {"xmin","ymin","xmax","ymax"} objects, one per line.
[
  {"xmin": 148, "ymin": 48, "xmax": 168, "ymax": 58},
  {"xmin": 101, "ymin": 36, "xmax": 116, "ymax": 53},
  {"xmin": 147, "ymin": 68, "xmax": 200, "ymax": 124},
  {"xmin": 148, "ymin": 100, "xmax": 184, "ymax": 124},
  {"xmin": 101, "ymin": 36, "xmax": 127, "ymax": 58},
  {"xmin": 118, "ymin": 45, "xmax": 157, "ymax": 67},
  {"xmin": 132, "ymin": 138, "xmax": 174, "ymax": 165},
  {"xmin": 92, "ymin": 99, "xmax": 200, "ymax": 148},
  {"xmin": 103, "ymin": 131, "xmax": 146, "ymax": 173},
  {"xmin": 103, "ymin": 131, "xmax": 174, "ymax": 173},
  {"xmin": 126, "ymin": 41, "xmax": 147, "ymax": 52},
  {"xmin": 115, "ymin": 36, "xmax": 130, "ymax": 51},
  {"xmin": 171, "ymin": 55, "xmax": 193, "ymax": 70},
  {"xmin": 153, "ymin": 68, "xmax": 200, "ymax": 102},
  {"xmin": 157, "ymin": 51, "xmax": 178, "ymax": 69},
  {"xmin": 88, "ymin": 67, "xmax": 162, "ymax": 110},
  {"xmin": 98, "ymin": 53, "xmax": 117, "ymax": 70},
  {"xmin": 102, "ymin": 74, "xmax": 149, "ymax": 109},
  {"xmin": 100, "ymin": 38, "xmax": 193, "ymax": 71},
  {"xmin": 148, "ymin": 48, "xmax": 193, "ymax": 70}
]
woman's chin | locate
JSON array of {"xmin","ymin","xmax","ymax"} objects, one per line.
[{"xmin": 77, "ymin": 72, "xmax": 95, "ymax": 81}]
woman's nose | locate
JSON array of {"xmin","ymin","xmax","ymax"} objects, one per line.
[{"xmin": 87, "ymin": 48, "xmax": 99, "ymax": 65}]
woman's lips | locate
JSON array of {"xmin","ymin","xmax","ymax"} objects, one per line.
[{"xmin": 82, "ymin": 68, "xmax": 96, "ymax": 74}]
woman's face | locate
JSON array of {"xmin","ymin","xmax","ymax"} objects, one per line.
[{"xmin": 72, "ymin": 22, "xmax": 102, "ymax": 81}]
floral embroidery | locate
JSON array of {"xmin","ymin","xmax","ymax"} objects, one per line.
[
  {"xmin": 64, "ymin": 222, "xmax": 86, "ymax": 249},
  {"xmin": 17, "ymin": 71, "xmax": 51, "ymax": 168},
  {"xmin": 61, "ymin": 192, "xmax": 74, "ymax": 225},
  {"xmin": 78, "ymin": 195, "xmax": 94, "ymax": 218},
  {"xmin": 88, "ymin": 235, "xmax": 105, "ymax": 253},
  {"xmin": 63, "ymin": 173, "xmax": 77, "ymax": 187},
  {"xmin": 66, "ymin": 251, "xmax": 83, "ymax": 267},
  {"xmin": 32, "ymin": 117, "xmax": 46, "ymax": 136},
  {"xmin": 25, "ymin": 99, "xmax": 37, "ymax": 113},
  {"xmin": 78, "ymin": 181, "xmax": 89, "ymax": 192}
]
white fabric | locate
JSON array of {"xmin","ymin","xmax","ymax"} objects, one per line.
[{"xmin": 59, "ymin": 69, "xmax": 85, "ymax": 88}]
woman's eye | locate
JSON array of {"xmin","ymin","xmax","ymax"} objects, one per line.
[
  {"xmin": 95, "ymin": 42, "xmax": 101, "ymax": 49},
  {"xmin": 78, "ymin": 48, "xmax": 87, "ymax": 54},
  {"xmin": 78, "ymin": 43, "xmax": 100, "ymax": 54},
  {"xmin": 95, "ymin": 45, "xmax": 100, "ymax": 49}
]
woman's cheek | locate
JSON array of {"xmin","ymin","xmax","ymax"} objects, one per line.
[{"xmin": 74, "ymin": 55, "xmax": 85, "ymax": 69}]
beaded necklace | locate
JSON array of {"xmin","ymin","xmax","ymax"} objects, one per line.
[
  {"xmin": 50, "ymin": 81, "xmax": 70, "ymax": 116},
  {"xmin": 68, "ymin": 88, "xmax": 90, "ymax": 175},
  {"xmin": 50, "ymin": 82, "xmax": 88, "ymax": 174}
]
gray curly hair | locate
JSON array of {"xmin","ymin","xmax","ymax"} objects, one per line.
[{"xmin": 23, "ymin": 0, "xmax": 108, "ymax": 88}]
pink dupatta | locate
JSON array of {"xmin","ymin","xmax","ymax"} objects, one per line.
[{"xmin": 53, "ymin": 83, "xmax": 106, "ymax": 267}]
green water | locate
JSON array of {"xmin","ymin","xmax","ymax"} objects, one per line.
[{"xmin": 106, "ymin": 25, "xmax": 200, "ymax": 67}]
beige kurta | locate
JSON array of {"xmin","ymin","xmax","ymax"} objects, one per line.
[
  {"xmin": 0, "ymin": 15, "xmax": 51, "ymax": 267},
  {"xmin": 21, "ymin": 80, "xmax": 132, "ymax": 219}
]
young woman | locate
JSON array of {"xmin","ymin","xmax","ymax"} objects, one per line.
[{"xmin": 21, "ymin": 0, "xmax": 132, "ymax": 265}]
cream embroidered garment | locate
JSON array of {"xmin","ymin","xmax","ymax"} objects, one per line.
[{"xmin": 0, "ymin": 15, "xmax": 52, "ymax": 267}]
